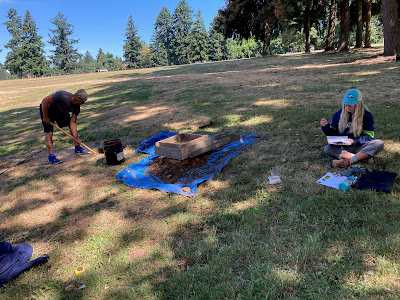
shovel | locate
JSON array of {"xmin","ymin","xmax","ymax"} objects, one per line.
[
  {"xmin": 0, "ymin": 150, "xmax": 42, "ymax": 175},
  {"xmin": 49, "ymin": 121, "xmax": 96, "ymax": 154}
]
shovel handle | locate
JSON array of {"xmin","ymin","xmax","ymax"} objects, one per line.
[{"xmin": 49, "ymin": 121, "xmax": 96, "ymax": 154}]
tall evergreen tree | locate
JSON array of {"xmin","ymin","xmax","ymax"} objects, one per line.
[
  {"xmin": 123, "ymin": 15, "xmax": 142, "ymax": 68},
  {"xmin": 82, "ymin": 51, "xmax": 95, "ymax": 64},
  {"xmin": 151, "ymin": 6, "xmax": 173, "ymax": 66},
  {"xmin": 48, "ymin": 12, "xmax": 80, "ymax": 75},
  {"xmin": 150, "ymin": 36, "xmax": 168, "ymax": 67},
  {"xmin": 3, "ymin": 8, "xmax": 24, "ymax": 78},
  {"xmin": 191, "ymin": 9, "xmax": 209, "ymax": 62},
  {"xmin": 96, "ymin": 48, "xmax": 105, "ymax": 61},
  {"xmin": 20, "ymin": 11, "xmax": 51, "ymax": 77},
  {"xmin": 171, "ymin": 0, "xmax": 194, "ymax": 64},
  {"xmin": 4, "ymin": 9, "xmax": 49, "ymax": 78},
  {"xmin": 96, "ymin": 48, "xmax": 107, "ymax": 68}
]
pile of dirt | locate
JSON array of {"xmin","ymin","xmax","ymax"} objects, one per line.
[{"xmin": 149, "ymin": 135, "xmax": 241, "ymax": 184}]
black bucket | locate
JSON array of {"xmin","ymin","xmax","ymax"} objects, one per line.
[{"xmin": 102, "ymin": 139, "xmax": 125, "ymax": 165}]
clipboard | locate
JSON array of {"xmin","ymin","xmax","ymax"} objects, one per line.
[
  {"xmin": 316, "ymin": 172, "xmax": 347, "ymax": 189},
  {"xmin": 327, "ymin": 136, "xmax": 351, "ymax": 145}
]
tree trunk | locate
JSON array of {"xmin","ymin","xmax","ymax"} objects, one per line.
[
  {"xmin": 385, "ymin": 0, "xmax": 400, "ymax": 55},
  {"xmin": 391, "ymin": 0, "xmax": 400, "ymax": 55},
  {"xmin": 167, "ymin": 47, "xmax": 172, "ymax": 66},
  {"xmin": 382, "ymin": 0, "xmax": 394, "ymax": 55},
  {"xmin": 263, "ymin": 21, "xmax": 271, "ymax": 55},
  {"xmin": 263, "ymin": 38, "xmax": 271, "ymax": 55},
  {"xmin": 364, "ymin": 0, "xmax": 372, "ymax": 48},
  {"xmin": 338, "ymin": 0, "xmax": 350, "ymax": 51},
  {"xmin": 325, "ymin": 0, "xmax": 338, "ymax": 51},
  {"xmin": 355, "ymin": 0, "xmax": 363, "ymax": 48},
  {"xmin": 305, "ymin": 13, "xmax": 311, "ymax": 53}
]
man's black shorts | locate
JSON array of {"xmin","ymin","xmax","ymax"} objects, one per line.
[{"xmin": 39, "ymin": 104, "xmax": 71, "ymax": 132}]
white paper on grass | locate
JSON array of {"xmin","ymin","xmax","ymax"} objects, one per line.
[
  {"xmin": 316, "ymin": 172, "xmax": 347, "ymax": 189},
  {"xmin": 268, "ymin": 176, "xmax": 282, "ymax": 184},
  {"xmin": 327, "ymin": 136, "xmax": 351, "ymax": 145}
]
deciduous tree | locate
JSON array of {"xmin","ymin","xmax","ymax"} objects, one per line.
[
  {"xmin": 285, "ymin": 0, "xmax": 328, "ymax": 52},
  {"xmin": 139, "ymin": 44, "xmax": 152, "ymax": 68},
  {"xmin": 76, "ymin": 51, "xmax": 97, "ymax": 73},
  {"xmin": 217, "ymin": 0, "xmax": 285, "ymax": 55}
]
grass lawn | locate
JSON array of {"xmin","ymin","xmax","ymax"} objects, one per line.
[{"xmin": 1, "ymin": 45, "xmax": 399, "ymax": 299}]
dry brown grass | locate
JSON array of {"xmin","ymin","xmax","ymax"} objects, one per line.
[{"xmin": 1, "ymin": 46, "xmax": 400, "ymax": 299}]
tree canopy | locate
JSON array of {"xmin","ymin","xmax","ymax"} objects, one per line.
[
  {"xmin": 151, "ymin": 6, "xmax": 173, "ymax": 66},
  {"xmin": 48, "ymin": 12, "xmax": 80, "ymax": 74},
  {"xmin": 1, "ymin": 1, "xmax": 397, "ymax": 79},
  {"xmin": 216, "ymin": 0, "xmax": 399, "ymax": 55},
  {"xmin": 191, "ymin": 9, "xmax": 209, "ymax": 62},
  {"xmin": 171, "ymin": 0, "xmax": 194, "ymax": 64},
  {"xmin": 123, "ymin": 15, "xmax": 142, "ymax": 68},
  {"xmin": 3, "ymin": 9, "xmax": 50, "ymax": 78}
]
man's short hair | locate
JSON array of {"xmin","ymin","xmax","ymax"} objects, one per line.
[{"xmin": 74, "ymin": 89, "xmax": 88, "ymax": 102}]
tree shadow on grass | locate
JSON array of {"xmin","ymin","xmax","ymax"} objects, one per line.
[
  {"xmin": 148, "ymin": 186, "xmax": 400, "ymax": 299},
  {"xmin": 1, "ymin": 49, "xmax": 399, "ymax": 298}
]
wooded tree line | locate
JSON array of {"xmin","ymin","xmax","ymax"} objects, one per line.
[
  {"xmin": 0, "ymin": 0, "xmax": 398, "ymax": 80},
  {"xmin": 123, "ymin": 0, "xmax": 267, "ymax": 68},
  {"xmin": 217, "ymin": 0, "xmax": 399, "ymax": 56}
]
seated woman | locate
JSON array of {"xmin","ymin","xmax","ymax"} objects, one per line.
[{"xmin": 320, "ymin": 89, "xmax": 384, "ymax": 168}]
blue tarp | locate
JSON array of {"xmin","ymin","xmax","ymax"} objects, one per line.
[
  {"xmin": 117, "ymin": 132, "xmax": 263, "ymax": 196},
  {"xmin": 135, "ymin": 131, "xmax": 178, "ymax": 155}
]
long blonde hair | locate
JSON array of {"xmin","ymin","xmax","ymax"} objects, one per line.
[{"xmin": 338, "ymin": 90, "xmax": 368, "ymax": 137}]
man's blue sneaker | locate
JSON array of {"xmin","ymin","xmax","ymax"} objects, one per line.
[
  {"xmin": 75, "ymin": 145, "xmax": 90, "ymax": 154},
  {"xmin": 48, "ymin": 154, "xmax": 61, "ymax": 164}
]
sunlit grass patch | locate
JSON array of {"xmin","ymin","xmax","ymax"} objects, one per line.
[
  {"xmin": 253, "ymin": 98, "xmax": 291, "ymax": 108},
  {"xmin": 1, "ymin": 46, "xmax": 400, "ymax": 299}
]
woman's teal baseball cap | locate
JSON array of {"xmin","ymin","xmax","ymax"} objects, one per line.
[{"xmin": 342, "ymin": 89, "xmax": 361, "ymax": 106}]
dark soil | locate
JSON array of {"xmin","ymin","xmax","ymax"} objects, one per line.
[{"xmin": 149, "ymin": 135, "xmax": 241, "ymax": 183}]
